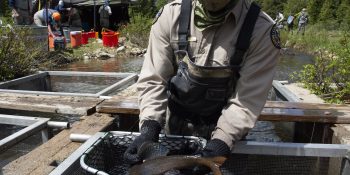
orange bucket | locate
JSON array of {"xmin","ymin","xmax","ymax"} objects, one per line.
[
  {"xmin": 102, "ymin": 28, "xmax": 119, "ymax": 47},
  {"xmin": 70, "ymin": 31, "xmax": 82, "ymax": 48},
  {"xmin": 49, "ymin": 35, "xmax": 54, "ymax": 49}
]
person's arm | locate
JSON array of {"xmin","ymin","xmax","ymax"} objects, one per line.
[
  {"xmin": 124, "ymin": 3, "xmax": 175, "ymax": 164},
  {"xmin": 47, "ymin": 24, "xmax": 56, "ymax": 38},
  {"xmin": 212, "ymin": 21, "xmax": 280, "ymax": 149},
  {"xmin": 137, "ymin": 3, "xmax": 175, "ymax": 127}
]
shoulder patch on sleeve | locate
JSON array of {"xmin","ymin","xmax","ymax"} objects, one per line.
[
  {"xmin": 152, "ymin": 7, "xmax": 164, "ymax": 25},
  {"xmin": 270, "ymin": 25, "xmax": 281, "ymax": 49}
]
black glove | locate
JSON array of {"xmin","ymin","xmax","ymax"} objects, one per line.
[
  {"xmin": 200, "ymin": 139, "xmax": 231, "ymax": 157},
  {"xmin": 192, "ymin": 139, "xmax": 230, "ymax": 175},
  {"xmin": 123, "ymin": 120, "xmax": 161, "ymax": 164}
]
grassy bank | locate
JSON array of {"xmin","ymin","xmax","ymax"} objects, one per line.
[{"xmin": 281, "ymin": 25, "xmax": 350, "ymax": 103}]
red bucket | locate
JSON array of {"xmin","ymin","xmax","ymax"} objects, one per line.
[
  {"xmin": 102, "ymin": 29, "xmax": 119, "ymax": 47},
  {"xmin": 82, "ymin": 32, "xmax": 89, "ymax": 45},
  {"xmin": 88, "ymin": 31, "xmax": 96, "ymax": 38}
]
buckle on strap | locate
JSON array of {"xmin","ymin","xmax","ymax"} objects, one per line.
[{"xmin": 178, "ymin": 34, "xmax": 188, "ymax": 50}]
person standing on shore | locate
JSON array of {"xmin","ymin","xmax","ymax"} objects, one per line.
[
  {"xmin": 297, "ymin": 8, "xmax": 308, "ymax": 35},
  {"xmin": 99, "ymin": 0, "xmax": 112, "ymax": 29},
  {"xmin": 287, "ymin": 13, "xmax": 295, "ymax": 33},
  {"xmin": 8, "ymin": 0, "xmax": 33, "ymax": 25}
]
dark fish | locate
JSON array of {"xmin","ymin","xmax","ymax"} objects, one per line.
[
  {"xmin": 137, "ymin": 142, "xmax": 170, "ymax": 160},
  {"xmin": 129, "ymin": 155, "xmax": 226, "ymax": 175}
]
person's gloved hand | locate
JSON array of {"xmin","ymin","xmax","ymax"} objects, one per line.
[
  {"xmin": 200, "ymin": 139, "xmax": 231, "ymax": 157},
  {"xmin": 123, "ymin": 120, "xmax": 161, "ymax": 164},
  {"xmin": 192, "ymin": 139, "xmax": 230, "ymax": 175}
]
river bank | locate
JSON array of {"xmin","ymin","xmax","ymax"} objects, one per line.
[{"xmin": 280, "ymin": 25, "xmax": 350, "ymax": 104}]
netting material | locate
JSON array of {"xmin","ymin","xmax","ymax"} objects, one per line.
[
  {"xmin": 81, "ymin": 133, "xmax": 205, "ymax": 175},
  {"xmin": 67, "ymin": 133, "xmax": 337, "ymax": 175}
]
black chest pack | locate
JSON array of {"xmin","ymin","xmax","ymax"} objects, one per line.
[{"xmin": 167, "ymin": 0, "xmax": 260, "ymax": 123}]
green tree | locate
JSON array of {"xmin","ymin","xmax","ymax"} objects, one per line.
[
  {"xmin": 0, "ymin": 0, "xmax": 11, "ymax": 17},
  {"xmin": 336, "ymin": 0, "xmax": 350, "ymax": 28},
  {"xmin": 255, "ymin": 0, "xmax": 287, "ymax": 17},
  {"xmin": 283, "ymin": 0, "xmax": 307, "ymax": 16},
  {"xmin": 319, "ymin": 0, "xmax": 339, "ymax": 23},
  {"xmin": 130, "ymin": 0, "xmax": 158, "ymax": 18},
  {"xmin": 0, "ymin": 27, "xmax": 46, "ymax": 81},
  {"xmin": 307, "ymin": 0, "xmax": 324, "ymax": 24},
  {"xmin": 156, "ymin": 0, "xmax": 169, "ymax": 10}
]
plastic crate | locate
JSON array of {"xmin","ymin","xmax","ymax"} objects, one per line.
[{"xmin": 79, "ymin": 132, "xmax": 206, "ymax": 175}]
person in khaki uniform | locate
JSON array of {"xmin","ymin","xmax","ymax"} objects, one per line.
[
  {"xmin": 9, "ymin": 0, "xmax": 33, "ymax": 25},
  {"xmin": 124, "ymin": 0, "xmax": 280, "ymax": 171}
]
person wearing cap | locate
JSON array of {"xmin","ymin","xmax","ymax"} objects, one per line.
[
  {"xmin": 123, "ymin": 0, "xmax": 280, "ymax": 171},
  {"xmin": 33, "ymin": 9, "xmax": 63, "ymax": 39},
  {"xmin": 98, "ymin": 0, "xmax": 112, "ymax": 29},
  {"xmin": 8, "ymin": 0, "xmax": 33, "ymax": 25},
  {"xmin": 297, "ymin": 8, "xmax": 308, "ymax": 35}
]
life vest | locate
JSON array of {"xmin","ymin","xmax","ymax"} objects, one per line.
[{"xmin": 167, "ymin": 0, "xmax": 261, "ymax": 124}]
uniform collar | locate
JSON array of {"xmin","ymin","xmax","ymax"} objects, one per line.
[{"xmin": 225, "ymin": 0, "xmax": 244, "ymax": 25}]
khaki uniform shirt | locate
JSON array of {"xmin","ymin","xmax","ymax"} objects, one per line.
[{"xmin": 137, "ymin": 0, "xmax": 280, "ymax": 149}]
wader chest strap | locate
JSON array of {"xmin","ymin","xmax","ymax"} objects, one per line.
[
  {"xmin": 178, "ymin": 0, "xmax": 192, "ymax": 51},
  {"xmin": 230, "ymin": 2, "xmax": 261, "ymax": 66}
]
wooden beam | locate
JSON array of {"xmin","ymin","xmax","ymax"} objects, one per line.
[
  {"xmin": 97, "ymin": 98, "xmax": 350, "ymax": 123},
  {"xmin": 260, "ymin": 108, "xmax": 350, "ymax": 123},
  {"xmin": 97, "ymin": 97, "xmax": 139, "ymax": 115},
  {"xmin": 2, "ymin": 113, "xmax": 114, "ymax": 175},
  {"xmin": 0, "ymin": 93, "xmax": 104, "ymax": 115},
  {"xmin": 265, "ymin": 101, "xmax": 350, "ymax": 111}
]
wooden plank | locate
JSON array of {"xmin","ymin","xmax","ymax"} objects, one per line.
[
  {"xmin": 0, "ymin": 93, "xmax": 104, "ymax": 115},
  {"xmin": 97, "ymin": 98, "xmax": 350, "ymax": 123},
  {"xmin": 265, "ymin": 101, "xmax": 350, "ymax": 111},
  {"xmin": 2, "ymin": 113, "xmax": 114, "ymax": 175},
  {"xmin": 260, "ymin": 108, "xmax": 350, "ymax": 123},
  {"xmin": 97, "ymin": 96, "xmax": 139, "ymax": 115}
]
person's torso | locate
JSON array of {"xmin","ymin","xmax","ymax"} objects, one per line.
[
  {"xmin": 165, "ymin": 0, "xmax": 274, "ymax": 68},
  {"xmin": 36, "ymin": 9, "xmax": 57, "ymax": 25},
  {"xmin": 100, "ymin": 7, "xmax": 110, "ymax": 18},
  {"xmin": 165, "ymin": 0, "xmax": 275, "ymax": 118},
  {"xmin": 299, "ymin": 13, "xmax": 307, "ymax": 23}
]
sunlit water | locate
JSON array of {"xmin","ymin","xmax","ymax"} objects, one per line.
[
  {"xmin": 0, "ymin": 51, "xmax": 313, "ymax": 168},
  {"xmin": 50, "ymin": 76, "xmax": 123, "ymax": 94}
]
